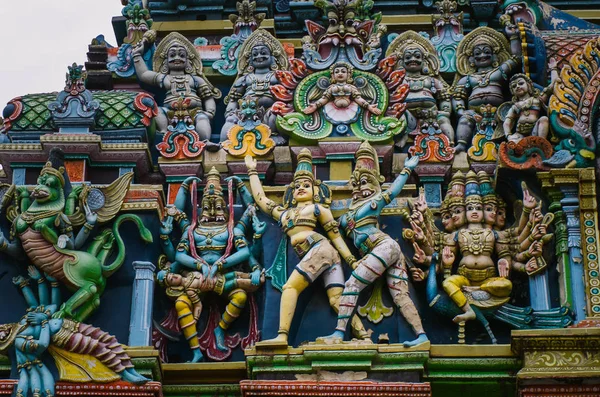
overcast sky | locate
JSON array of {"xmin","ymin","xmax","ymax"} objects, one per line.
[{"xmin": 0, "ymin": 1, "xmax": 123, "ymax": 110}]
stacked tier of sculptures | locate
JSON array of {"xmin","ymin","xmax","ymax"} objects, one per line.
[{"xmin": 128, "ymin": 0, "xmax": 569, "ymax": 166}]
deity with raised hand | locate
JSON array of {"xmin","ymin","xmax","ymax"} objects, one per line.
[
  {"xmin": 303, "ymin": 62, "xmax": 382, "ymax": 123},
  {"xmin": 245, "ymin": 149, "xmax": 369, "ymax": 345},
  {"xmin": 320, "ymin": 142, "xmax": 428, "ymax": 347},
  {"xmin": 452, "ymin": 24, "xmax": 521, "ymax": 153},
  {"xmin": 159, "ymin": 168, "xmax": 263, "ymax": 361},
  {"xmin": 132, "ymin": 31, "xmax": 221, "ymax": 145},
  {"xmin": 502, "ymin": 60, "xmax": 558, "ymax": 143},
  {"xmin": 387, "ymin": 31, "xmax": 454, "ymax": 143},
  {"xmin": 221, "ymin": 29, "xmax": 289, "ymax": 144}
]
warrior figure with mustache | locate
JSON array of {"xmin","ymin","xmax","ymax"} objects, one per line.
[
  {"xmin": 387, "ymin": 31, "xmax": 454, "ymax": 144},
  {"xmin": 221, "ymin": 30, "xmax": 289, "ymax": 144},
  {"xmin": 452, "ymin": 24, "xmax": 522, "ymax": 153},
  {"xmin": 132, "ymin": 31, "xmax": 221, "ymax": 143},
  {"xmin": 159, "ymin": 167, "xmax": 264, "ymax": 361},
  {"xmin": 321, "ymin": 142, "xmax": 428, "ymax": 347}
]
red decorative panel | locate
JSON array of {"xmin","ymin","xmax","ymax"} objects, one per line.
[
  {"xmin": 0, "ymin": 380, "xmax": 163, "ymax": 397},
  {"xmin": 521, "ymin": 385, "xmax": 600, "ymax": 397},
  {"xmin": 65, "ymin": 159, "xmax": 86, "ymax": 183},
  {"xmin": 240, "ymin": 380, "xmax": 431, "ymax": 397}
]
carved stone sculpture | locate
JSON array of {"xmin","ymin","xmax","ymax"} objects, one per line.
[
  {"xmin": 245, "ymin": 149, "xmax": 368, "ymax": 345},
  {"xmin": 1, "ymin": 267, "xmax": 147, "ymax": 397},
  {"xmin": 387, "ymin": 31, "xmax": 454, "ymax": 144},
  {"xmin": 158, "ymin": 168, "xmax": 264, "ymax": 361},
  {"xmin": 320, "ymin": 142, "xmax": 427, "ymax": 347},
  {"xmin": 132, "ymin": 31, "xmax": 221, "ymax": 145},
  {"xmin": 0, "ymin": 157, "xmax": 152, "ymax": 322},
  {"xmin": 221, "ymin": 29, "xmax": 288, "ymax": 144},
  {"xmin": 452, "ymin": 26, "xmax": 521, "ymax": 153}
]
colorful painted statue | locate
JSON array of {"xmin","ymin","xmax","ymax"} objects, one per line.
[
  {"xmin": 303, "ymin": 62, "xmax": 382, "ymax": 119},
  {"xmin": 159, "ymin": 168, "xmax": 264, "ymax": 361},
  {"xmin": 499, "ymin": 0, "xmax": 599, "ymax": 30},
  {"xmin": 245, "ymin": 149, "xmax": 369, "ymax": 345},
  {"xmin": 156, "ymin": 267, "xmax": 264, "ymax": 356},
  {"xmin": 387, "ymin": 31, "xmax": 454, "ymax": 144},
  {"xmin": 502, "ymin": 62, "xmax": 558, "ymax": 143},
  {"xmin": 0, "ymin": 160, "xmax": 152, "ymax": 322},
  {"xmin": 302, "ymin": 0, "xmax": 382, "ymax": 71},
  {"xmin": 1, "ymin": 266, "xmax": 147, "ymax": 397},
  {"xmin": 274, "ymin": 58, "xmax": 407, "ymax": 142},
  {"xmin": 132, "ymin": 31, "xmax": 221, "ymax": 144},
  {"xmin": 546, "ymin": 37, "xmax": 599, "ymax": 169},
  {"xmin": 221, "ymin": 29, "xmax": 288, "ymax": 144},
  {"xmin": 107, "ymin": 0, "xmax": 154, "ymax": 78},
  {"xmin": 453, "ymin": 25, "xmax": 521, "ymax": 153},
  {"xmin": 321, "ymin": 142, "xmax": 427, "ymax": 347},
  {"xmin": 221, "ymin": 96, "xmax": 276, "ymax": 157},
  {"xmin": 406, "ymin": 171, "xmax": 572, "ymax": 341}
]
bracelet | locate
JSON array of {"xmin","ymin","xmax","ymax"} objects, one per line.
[
  {"xmin": 83, "ymin": 223, "xmax": 94, "ymax": 231},
  {"xmin": 252, "ymin": 265, "xmax": 261, "ymax": 272},
  {"xmin": 0, "ymin": 240, "xmax": 7, "ymax": 250},
  {"xmin": 400, "ymin": 167, "xmax": 412, "ymax": 176},
  {"xmin": 159, "ymin": 234, "xmax": 170, "ymax": 241},
  {"xmin": 50, "ymin": 282, "xmax": 59, "ymax": 287},
  {"xmin": 253, "ymin": 233, "xmax": 263, "ymax": 240},
  {"xmin": 37, "ymin": 278, "xmax": 46, "ymax": 284},
  {"xmin": 247, "ymin": 169, "xmax": 258, "ymax": 176},
  {"xmin": 345, "ymin": 255, "xmax": 357, "ymax": 265},
  {"xmin": 528, "ymin": 234, "xmax": 536, "ymax": 242},
  {"xmin": 217, "ymin": 261, "xmax": 225, "ymax": 272},
  {"xmin": 196, "ymin": 261, "xmax": 203, "ymax": 271},
  {"xmin": 523, "ymin": 207, "xmax": 531, "ymax": 214}
]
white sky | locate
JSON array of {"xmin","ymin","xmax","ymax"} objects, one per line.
[{"xmin": 0, "ymin": 1, "xmax": 123, "ymax": 109}]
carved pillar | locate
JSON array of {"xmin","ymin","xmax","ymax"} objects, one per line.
[
  {"xmin": 560, "ymin": 186, "xmax": 585, "ymax": 321},
  {"xmin": 11, "ymin": 168, "xmax": 25, "ymax": 185},
  {"xmin": 538, "ymin": 169, "xmax": 600, "ymax": 323},
  {"xmin": 512, "ymin": 329, "xmax": 600, "ymax": 396},
  {"xmin": 128, "ymin": 261, "xmax": 156, "ymax": 347},
  {"xmin": 544, "ymin": 188, "xmax": 571, "ymax": 308}
]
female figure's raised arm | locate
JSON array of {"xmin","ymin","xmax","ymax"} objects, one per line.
[{"xmin": 244, "ymin": 155, "xmax": 283, "ymax": 221}]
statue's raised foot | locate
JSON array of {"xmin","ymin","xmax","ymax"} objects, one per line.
[
  {"xmin": 402, "ymin": 333, "xmax": 429, "ymax": 348},
  {"xmin": 120, "ymin": 368, "xmax": 149, "ymax": 385},
  {"xmin": 214, "ymin": 326, "xmax": 227, "ymax": 352}
]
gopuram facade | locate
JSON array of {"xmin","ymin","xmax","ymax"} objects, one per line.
[{"xmin": 0, "ymin": 0, "xmax": 600, "ymax": 396}]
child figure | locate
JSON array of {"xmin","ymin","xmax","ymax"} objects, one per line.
[{"xmin": 502, "ymin": 59, "xmax": 558, "ymax": 143}]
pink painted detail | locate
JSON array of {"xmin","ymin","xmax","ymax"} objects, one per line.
[
  {"xmin": 197, "ymin": 300, "xmax": 241, "ymax": 361},
  {"xmin": 240, "ymin": 294, "xmax": 261, "ymax": 350},
  {"xmin": 133, "ymin": 92, "xmax": 159, "ymax": 127}
]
